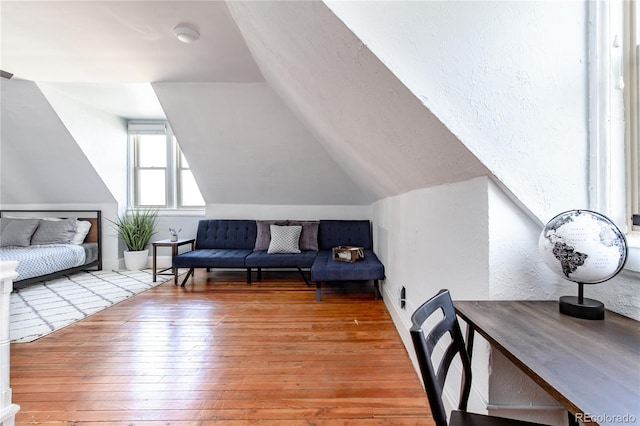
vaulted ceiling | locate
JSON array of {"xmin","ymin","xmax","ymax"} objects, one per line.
[{"xmin": 1, "ymin": 1, "xmax": 489, "ymax": 207}]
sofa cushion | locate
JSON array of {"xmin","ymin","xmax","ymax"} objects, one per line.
[
  {"xmin": 254, "ymin": 220, "xmax": 287, "ymax": 251},
  {"xmin": 318, "ymin": 220, "xmax": 372, "ymax": 250},
  {"xmin": 288, "ymin": 220, "xmax": 319, "ymax": 251},
  {"xmin": 245, "ymin": 250, "xmax": 318, "ymax": 268},
  {"xmin": 311, "ymin": 250, "xmax": 384, "ymax": 282},
  {"xmin": 195, "ymin": 220, "xmax": 257, "ymax": 250},
  {"xmin": 267, "ymin": 225, "xmax": 301, "ymax": 254},
  {"xmin": 172, "ymin": 249, "xmax": 252, "ymax": 268}
]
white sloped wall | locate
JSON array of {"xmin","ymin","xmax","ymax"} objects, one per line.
[
  {"xmin": 325, "ymin": 0, "xmax": 590, "ymax": 223},
  {"xmin": 153, "ymin": 81, "xmax": 372, "ymax": 206}
]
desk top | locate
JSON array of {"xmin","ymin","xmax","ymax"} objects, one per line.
[{"xmin": 454, "ymin": 301, "xmax": 640, "ymax": 425}]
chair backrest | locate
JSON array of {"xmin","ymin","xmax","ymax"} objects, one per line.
[{"xmin": 409, "ymin": 289, "xmax": 472, "ymax": 426}]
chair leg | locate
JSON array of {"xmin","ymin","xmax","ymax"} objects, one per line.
[
  {"xmin": 297, "ymin": 268, "xmax": 311, "ymax": 286},
  {"xmin": 180, "ymin": 268, "xmax": 194, "ymax": 287},
  {"xmin": 315, "ymin": 282, "xmax": 322, "ymax": 301},
  {"xmin": 247, "ymin": 268, "xmax": 252, "ymax": 284}
]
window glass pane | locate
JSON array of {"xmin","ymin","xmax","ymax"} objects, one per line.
[
  {"xmin": 137, "ymin": 169, "xmax": 166, "ymax": 206},
  {"xmin": 137, "ymin": 135, "xmax": 167, "ymax": 167},
  {"xmin": 180, "ymin": 170, "xmax": 205, "ymax": 207}
]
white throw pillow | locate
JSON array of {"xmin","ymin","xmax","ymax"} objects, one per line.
[
  {"xmin": 71, "ymin": 220, "xmax": 92, "ymax": 245},
  {"xmin": 267, "ymin": 225, "xmax": 302, "ymax": 254}
]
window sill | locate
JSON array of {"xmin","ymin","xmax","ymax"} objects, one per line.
[{"xmin": 157, "ymin": 208, "xmax": 205, "ymax": 217}]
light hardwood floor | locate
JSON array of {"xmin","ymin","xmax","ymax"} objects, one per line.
[{"xmin": 10, "ymin": 270, "xmax": 433, "ymax": 425}]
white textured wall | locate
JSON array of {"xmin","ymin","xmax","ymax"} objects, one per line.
[
  {"xmin": 228, "ymin": 1, "xmax": 488, "ymax": 202},
  {"xmin": 326, "ymin": 0, "xmax": 589, "ymax": 223}
]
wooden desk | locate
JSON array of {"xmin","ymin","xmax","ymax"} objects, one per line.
[
  {"xmin": 454, "ymin": 301, "xmax": 639, "ymax": 425},
  {"xmin": 152, "ymin": 238, "xmax": 195, "ymax": 284}
]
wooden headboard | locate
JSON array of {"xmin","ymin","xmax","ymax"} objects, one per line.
[{"xmin": 78, "ymin": 217, "xmax": 100, "ymax": 244}]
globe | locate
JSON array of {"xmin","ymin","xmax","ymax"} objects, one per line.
[{"xmin": 538, "ymin": 210, "xmax": 627, "ymax": 320}]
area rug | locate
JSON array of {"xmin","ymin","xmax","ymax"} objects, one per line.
[{"xmin": 9, "ymin": 270, "xmax": 173, "ymax": 343}]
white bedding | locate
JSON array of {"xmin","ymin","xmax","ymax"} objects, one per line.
[{"xmin": 0, "ymin": 244, "xmax": 86, "ymax": 281}]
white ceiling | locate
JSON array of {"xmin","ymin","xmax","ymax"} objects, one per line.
[{"xmin": 1, "ymin": 1, "xmax": 264, "ymax": 119}]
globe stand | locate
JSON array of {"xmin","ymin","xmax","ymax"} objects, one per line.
[{"xmin": 559, "ymin": 283, "xmax": 604, "ymax": 320}]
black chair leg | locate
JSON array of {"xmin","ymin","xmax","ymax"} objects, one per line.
[{"xmin": 180, "ymin": 268, "xmax": 194, "ymax": 287}]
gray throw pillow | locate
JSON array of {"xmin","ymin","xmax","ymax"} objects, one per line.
[
  {"xmin": 254, "ymin": 220, "xmax": 287, "ymax": 251},
  {"xmin": 267, "ymin": 225, "xmax": 302, "ymax": 254},
  {"xmin": 31, "ymin": 218, "xmax": 77, "ymax": 245},
  {"xmin": 0, "ymin": 219, "xmax": 40, "ymax": 247},
  {"xmin": 287, "ymin": 220, "xmax": 319, "ymax": 251}
]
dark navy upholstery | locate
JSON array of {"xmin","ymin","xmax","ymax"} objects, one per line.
[
  {"xmin": 172, "ymin": 219, "xmax": 385, "ymax": 298},
  {"xmin": 173, "ymin": 249, "xmax": 252, "ymax": 268},
  {"xmin": 318, "ymin": 220, "xmax": 372, "ymax": 250},
  {"xmin": 311, "ymin": 250, "xmax": 385, "ymax": 282},
  {"xmin": 246, "ymin": 251, "xmax": 318, "ymax": 268},
  {"xmin": 195, "ymin": 220, "xmax": 257, "ymax": 250}
]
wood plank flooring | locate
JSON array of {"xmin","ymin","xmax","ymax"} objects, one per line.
[{"xmin": 10, "ymin": 270, "xmax": 433, "ymax": 425}]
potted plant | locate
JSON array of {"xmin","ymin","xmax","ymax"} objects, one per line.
[{"xmin": 109, "ymin": 209, "xmax": 158, "ymax": 270}]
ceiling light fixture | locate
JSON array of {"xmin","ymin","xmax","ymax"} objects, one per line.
[{"xmin": 174, "ymin": 24, "xmax": 200, "ymax": 43}]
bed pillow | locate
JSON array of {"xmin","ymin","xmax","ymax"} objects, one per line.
[
  {"xmin": 31, "ymin": 218, "xmax": 77, "ymax": 245},
  {"xmin": 0, "ymin": 219, "xmax": 40, "ymax": 247},
  {"xmin": 267, "ymin": 225, "xmax": 302, "ymax": 254},
  {"xmin": 254, "ymin": 220, "xmax": 287, "ymax": 251},
  {"xmin": 70, "ymin": 220, "xmax": 92, "ymax": 245},
  {"xmin": 287, "ymin": 220, "xmax": 319, "ymax": 251}
]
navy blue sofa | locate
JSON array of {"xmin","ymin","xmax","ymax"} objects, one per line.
[{"xmin": 173, "ymin": 219, "xmax": 385, "ymax": 301}]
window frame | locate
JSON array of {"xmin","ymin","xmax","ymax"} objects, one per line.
[
  {"xmin": 128, "ymin": 120, "xmax": 204, "ymax": 211},
  {"xmin": 623, "ymin": 0, "xmax": 639, "ymax": 232}
]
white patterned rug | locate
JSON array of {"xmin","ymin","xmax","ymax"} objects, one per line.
[{"xmin": 10, "ymin": 270, "xmax": 173, "ymax": 343}]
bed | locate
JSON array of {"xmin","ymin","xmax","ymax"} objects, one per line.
[{"xmin": 0, "ymin": 210, "xmax": 102, "ymax": 287}]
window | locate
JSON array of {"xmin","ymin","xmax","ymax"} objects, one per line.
[
  {"xmin": 128, "ymin": 121, "xmax": 205, "ymax": 209},
  {"xmin": 624, "ymin": 0, "xmax": 639, "ymax": 232}
]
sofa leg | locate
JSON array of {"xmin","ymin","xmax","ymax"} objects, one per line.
[
  {"xmin": 315, "ymin": 282, "xmax": 322, "ymax": 302},
  {"xmin": 257, "ymin": 267, "xmax": 262, "ymax": 281},
  {"xmin": 374, "ymin": 280, "xmax": 381, "ymax": 300},
  {"xmin": 247, "ymin": 268, "xmax": 252, "ymax": 284},
  {"xmin": 297, "ymin": 268, "xmax": 311, "ymax": 286},
  {"xmin": 180, "ymin": 268, "xmax": 194, "ymax": 287}
]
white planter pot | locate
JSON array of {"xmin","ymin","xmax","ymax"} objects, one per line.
[{"xmin": 123, "ymin": 249, "xmax": 149, "ymax": 271}]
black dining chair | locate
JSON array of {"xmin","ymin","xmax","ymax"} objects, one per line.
[{"xmin": 410, "ymin": 289, "xmax": 549, "ymax": 426}]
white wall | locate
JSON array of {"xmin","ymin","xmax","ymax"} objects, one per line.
[
  {"xmin": 37, "ymin": 83, "xmax": 129, "ymax": 206},
  {"xmin": 153, "ymin": 82, "xmax": 372, "ymax": 206},
  {"xmin": 0, "ymin": 80, "xmax": 115, "ymax": 205},
  {"xmin": 227, "ymin": 1, "xmax": 488, "ymax": 203},
  {"xmin": 326, "ymin": 0, "xmax": 590, "ymax": 224},
  {"xmin": 374, "ymin": 177, "xmax": 491, "ymax": 413}
]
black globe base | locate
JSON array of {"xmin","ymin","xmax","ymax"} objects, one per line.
[{"xmin": 559, "ymin": 296, "xmax": 604, "ymax": 320}]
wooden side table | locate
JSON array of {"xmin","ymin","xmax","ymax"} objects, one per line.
[{"xmin": 152, "ymin": 238, "xmax": 195, "ymax": 284}]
